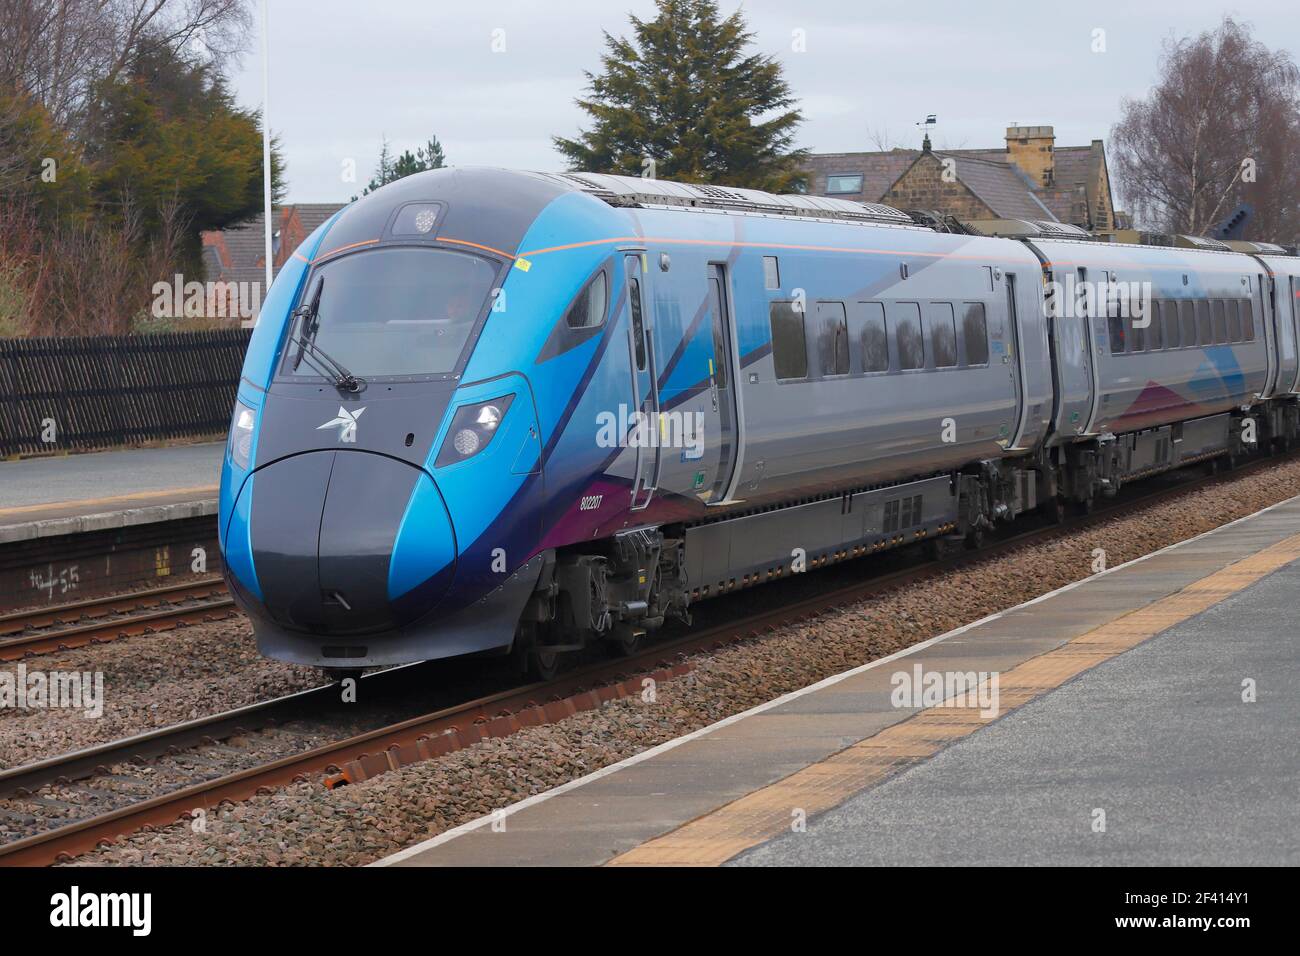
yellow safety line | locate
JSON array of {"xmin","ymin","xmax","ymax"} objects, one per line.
[
  {"xmin": 0, "ymin": 485, "xmax": 218, "ymax": 519},
  {"xmin": 607, "ymin": 532, "xmax": 1300, "ymax": 866}
]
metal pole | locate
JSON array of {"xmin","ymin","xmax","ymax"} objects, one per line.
[{"xmin": 261, "ymin": 0, "xmax": 273, "ymax": 299}]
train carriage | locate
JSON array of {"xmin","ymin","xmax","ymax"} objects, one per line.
[{"xmin": 218, "ymin": 167, "xmax": 1300, "ymax": 677}]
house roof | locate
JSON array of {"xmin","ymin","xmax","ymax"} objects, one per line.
[
  {"xmin": 931, "ymin": 152, "xmax": 1059, "ymax": 221},
  {"xmin": 294, "ymin": 203, "xmax": 345, "ymax": 236},
  {"xmin": 807, "ymin": 135, "xmax": 1112, "ymax": 228},
  {"xmin": 810, "ymin": 150, "xmax": 918, "ymax": 199},
  {"xmin": 202, "ymin": 203, "xmax": 347, "ymax": 290}
]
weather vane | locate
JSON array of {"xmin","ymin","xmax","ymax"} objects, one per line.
[{"xmin": 917, "ymin": 113, "xmax": 937, "ymax": 145}]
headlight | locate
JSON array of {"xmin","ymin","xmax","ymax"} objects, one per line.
[
  {"xmin": 435, "ymin": 395, "xmax": 514, "ymax": 467},
  {"xmin": 229, "ymin": 400, "xmax": 256, "ymax": 470}
]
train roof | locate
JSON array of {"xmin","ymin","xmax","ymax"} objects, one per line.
[
  {"xmin": 311, "ymin": 166, "xmax": 1297, "ymax": 269},
  {"xmin": 527, "ymin": 170, "xmax": 921, "ymax": 228}
]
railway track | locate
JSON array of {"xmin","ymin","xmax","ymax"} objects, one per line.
[
  {"xmin": 0, "ymin": 578, "xmax": 235, "ymax": 661},
  {"xmin": 0, "ymin": 450, "xmax": 1288, "ymax": 866}
]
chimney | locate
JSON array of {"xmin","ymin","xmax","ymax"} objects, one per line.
[{"xmin": 1005, "ymin": 125, "xmax": 1055, "ymax": 188}]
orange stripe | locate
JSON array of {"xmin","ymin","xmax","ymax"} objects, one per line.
[
  {"xmin": 516, "ymin": 235, "xmax": 996, "ymax": 262},
  {"xmin": 517, "ymin": 237, "xmax": 1262, "ymax": 275},
  {"xmin": 302, "ymin": 232, "xmax": 1259, "ymax": 277},
  {"xmin": 307, "ymin": 237, "xmax": 513, "ymax": 264},
  {"xmin": 311, "ymin": 238, "xmax": 380, "ymax": 261},
  {"xmin": 435, "ymin": 236, "xmax": 516, "ymax": 259}
]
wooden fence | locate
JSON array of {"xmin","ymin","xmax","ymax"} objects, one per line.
[{"xmin": 0, "ymin": 331, "xmax": 252, "ymax": 457}]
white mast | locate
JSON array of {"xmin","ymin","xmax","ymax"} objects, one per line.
[{"xmin": 261, "ymin": 0, "xmax": 273, "ymax": 300}]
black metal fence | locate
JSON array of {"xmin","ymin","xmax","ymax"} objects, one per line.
[{"xmin": 0, "ymin": 330, "xmax": 252, "ymax": 457}]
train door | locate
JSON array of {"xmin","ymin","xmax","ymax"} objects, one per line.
[
  {"xmin": 1257, "ymin": 273, "xmax": 1278, "ymax": 397},
  {"xmin": 1046, "ymin": 266, "xmax": 1093, "ymax": 438},
  {"xmin": 1291, "ymin": 277, "xmax": 1300, "ymax": 392},
  {"xmin": 1079, "ymin": 267, "xmax": 1104, "ymax": 434},
  {"xmin": 624, "ymin": 254, "xmax": 659, "ymax": 510},
  {"xmin": 705, "ymin": 263, "xmax": 740, "ymax": 503},
  {"xmin": 1003, "ymin": 272, "xmax": 1029, "ymax": 448}
]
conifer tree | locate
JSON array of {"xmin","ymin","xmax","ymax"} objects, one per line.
[{"xmin": 554, "ymin": 0, "xmax": 806, "ymax": 192}]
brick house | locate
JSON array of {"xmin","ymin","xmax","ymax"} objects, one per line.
[
  {"xmin": 804, "ymin": 126, "xmax": 1121, "ymax": 230},
  {"xmin": 201, "ymin": 203, "xmax": 345, "ymax": 319}
]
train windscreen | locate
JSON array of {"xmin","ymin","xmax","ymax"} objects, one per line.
[{"xmin": 282, "ymin": 247, "xmax": 497, "ymax": 380}]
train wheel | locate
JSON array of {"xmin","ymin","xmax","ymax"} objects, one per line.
[
  {"xmin": 964, "ymin": 528, "xmax": 986, "ymax": 550},
  {"xmin": 513, "ymin": 624, "xmax": 563, "ymax": 681},
  {"xmin": 528, "ymin": 646, "xmax": 562, "ymax": 681},
  {"xmin": 1044, "ymin": 497, "xmax": 1067, "ymax": 524},
  {"xmin": 605, "ymin": 624, "xmax": 645, "ymax": 657}
]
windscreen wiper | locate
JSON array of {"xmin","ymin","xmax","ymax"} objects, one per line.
[
  {"xmin": 288, "ymin": 332, "xmax": 365, "ymax": 393},
  {"xmin": 291, "ymin": 277, "xmax": 324, "ymax": 372},
  {"xmin": 287, "ymin": 277, "xmax": 365, "ymax": 393}
]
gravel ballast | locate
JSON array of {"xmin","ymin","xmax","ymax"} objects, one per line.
[
  {"xmin": 59, "ymin": 459, "xmax": 1300, "ymax": 866},
  {"xmin": 0, "ymin": 616, "xmax": 319, "ymax": 769}
]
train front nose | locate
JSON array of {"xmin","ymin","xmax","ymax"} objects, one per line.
[{"xmin": 240, "ymin": 450, "xmax": 456, "ymax": 635}]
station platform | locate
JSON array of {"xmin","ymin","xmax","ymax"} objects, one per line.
[
  {"xmin": 0, "ymin": 443, "xmax": 223, "ymax": 543},
  {"xmin": 379, "ymin": 494, "xmax": 1300, "ymax": 867}
]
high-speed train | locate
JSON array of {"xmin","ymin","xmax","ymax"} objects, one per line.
[{"xmin": 218, "ymin": 166, "xmax": 1300, "ymax": 677}]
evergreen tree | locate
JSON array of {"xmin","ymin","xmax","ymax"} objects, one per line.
[
  {"xmin": 365, "ymin": 134, "xmax": 447, "ymax": 194},
  {"xmin": 85, "ymin": 42, "xmax": 286, "ymax": 268},
  {"xmin": 554, "ymin": 0, "xmax": 806, "ymax": 192}
]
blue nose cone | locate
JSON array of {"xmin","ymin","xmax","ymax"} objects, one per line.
[{"xmin": 245, "ymin": 451, "xmax": 455, "ymax": 634}]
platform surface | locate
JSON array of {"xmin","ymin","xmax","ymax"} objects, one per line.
[
  {"xmin": 378, "ymin": 494, "xmax": 1300, "ymax": 868},
  {"xmin": 731, "ymin": 557, "xmax": 1300, "ymax": 866},
  {"xmin": 0, "ymin": 443, "xmax": 222, "ymax": 542}
]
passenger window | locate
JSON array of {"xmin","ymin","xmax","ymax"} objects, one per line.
[
  {"xmin": 709, "ymin": 277, "xmax": 729, "ymax": 389},
  {"xmin": 628, "ymin": 277, "xmax": 647, "ymax": 370},
  {"xmin": 1146, "ymin": 301, "xmax": 1163, "ymax": 350},
  {"xmin": 1162, "ymin": 300, "xmax": 1180, "ymax": 349},
  {"xmin": 1108, "ymin": 313, "xmax": 1126, "ymax": 354},
  {"xmin": 855, "ymin": 302, "xmax": 890, "ymax": 372},
  {"xmin": 817, "ymin": 301, "xmax": 849, "ymax": 376},
  {"xmin": 769, "ymin": 301, "xmax": 808, "ymax": 380},
  {"xmin": 1196, "ymin": 300, "xmax": 1212, "ymax": 344},
  {"xmin": 1227, "ymin": 300, "xmax": 1242, "ymax": 342},
  {"xmin": 1179, "ymin": 301, "xmax": 1196, "ymax": 346},
  {"xmin": 928, "ymin": 302, "xmax": 958, "ymax": 367},
  {"xmin": 1126, "ymin": 311, "xmax": 1144, "ymax": 352},
  {"xmin": 1212, "ymin": 300, "xmax": 1228, "ymax": 343},
  {"xmin": 962, "ymin": 302, "xmax": 989, "ymax": 365},
  {"xmin": 762, "ymin": 256, "xmax": 780, "ymax": 290},
  {"xmin": 565, "ymin": 270, "xmax": 607, "ymax": 329},
  {"xmin": 893, "ymin": 302, "xmax": 924, "ymax": 369},
  {"xmin": 1242, "ymin": 300, "xmax": 1255, "ymax": 341}
]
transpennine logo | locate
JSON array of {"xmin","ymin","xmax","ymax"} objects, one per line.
[{"xmin": 317, "ymin": 406, "xmax": 366, "ymax": 443}]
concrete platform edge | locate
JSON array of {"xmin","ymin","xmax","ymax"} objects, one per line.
[{"xmin": 0, "ymin": 499, "xmax": 219, "ymax": 544}]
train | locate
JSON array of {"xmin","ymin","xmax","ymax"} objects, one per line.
[{"xmin": 217, "ymin": 166, "xmax": 1300, "ymax": 678}]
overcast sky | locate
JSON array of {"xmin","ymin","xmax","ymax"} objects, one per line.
[{"xmin": 228, "ymin": 0, "xmax": 1300, "ymax": 204}]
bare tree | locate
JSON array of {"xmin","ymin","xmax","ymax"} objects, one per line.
[
  {"xmin": 1110, "ymin": 17, "xmax": 1300, "ymax": 242},
  {"xmin": 0, "ymin": 0, "xmax": 253, "ymax": 129},
  {"xmin": 867, "ymin": 125, "xmax": 899, "ymax": 152}
]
